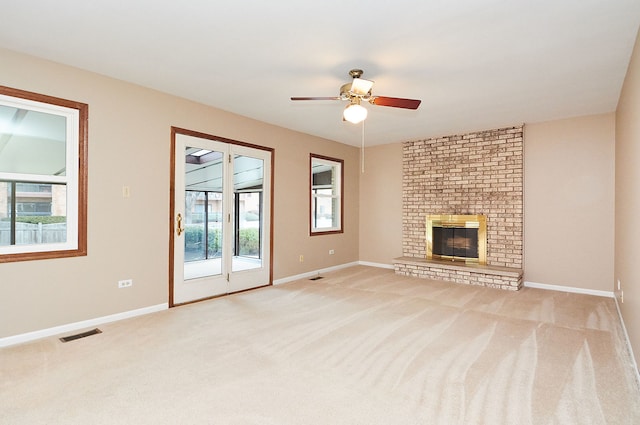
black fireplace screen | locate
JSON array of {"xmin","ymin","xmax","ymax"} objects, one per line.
[{"xmin": 432, "ymin": 227, "xmax": 479, "ymax": 260}]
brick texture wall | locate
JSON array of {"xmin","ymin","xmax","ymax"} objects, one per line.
[{"xmin": 402, "ymin": 126, "xmax": 523, "ymax": 269}]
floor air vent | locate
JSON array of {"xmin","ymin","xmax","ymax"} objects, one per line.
[
  {"xmin": 59, "ymin": 328, "xmax": 102, "ymax": 343},
  {"xmin": 309, "ymin": 276, "xmax": 323, "ymax": 281}
]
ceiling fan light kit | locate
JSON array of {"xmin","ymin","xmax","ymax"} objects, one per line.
[
  {"xmin": 343, "ymin": 101, "xmax": 368, "ymax": 124},
  {"xmin": 291, "ymin": 69, "xmax": 421, "ymax": 124},
  {"xmin": 349, "ymin": 77, "xmax": 374, "ymax": 97}
]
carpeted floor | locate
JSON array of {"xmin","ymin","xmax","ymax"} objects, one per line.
[{"xmin": 2, "ymin": 265, "xmax": 639, "ymax": 424}]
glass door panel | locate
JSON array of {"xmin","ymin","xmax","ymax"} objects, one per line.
[
  {"xmin": 172, "ymin": 132, "xmax": 271, "ymax": 304},
  {"xmin": 228, "ymin": 149, "xmax": 270, "ymax": 291},
  {"xmin": 232, "ymin": 155, "xmax": 263, "ymax": 273},
  {"xmin": 183, "ymin": 146, "xmax": 225, "ymax": 281},
  {"xmin": 233, "ymin": 191, "xmax": 262, "ymax": 271},
  {"xmin": 173, "ymin": 136, "xmax": 229, "ymax": 304}
]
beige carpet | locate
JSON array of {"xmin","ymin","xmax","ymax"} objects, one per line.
[{"xmin": 2, "ymin": 266, "xmax": 639, "ymax": 424}]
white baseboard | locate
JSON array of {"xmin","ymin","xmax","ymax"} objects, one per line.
[
  {"xmin": 358, "ymin": 261, "xmax": 395, "ymax": 270},
  {"xmin": 524, "ymin": 281, "xmax": 614, "ymax": 298},
  {"xmin": 273, "ymin": 261, "xmax": 360, "ymax": 285},
  {"xmin": 614, "ymin": 295, "xmax": 640, "ymax": 389},
  {"xmin": 0, "ymin": 303, "xmax": 168, "ymax": 348}
]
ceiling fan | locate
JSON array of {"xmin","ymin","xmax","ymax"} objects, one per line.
[{"xmin": 291, "ymin": 69, "xmax": 421, "ymax": 124}]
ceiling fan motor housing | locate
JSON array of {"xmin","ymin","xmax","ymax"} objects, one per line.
[
  {"xmin": 341, "ymin": 69, "xmax": 374, "ymax": 99},
  {"xmin": 339, "ymin": 83, "xmax": 355, "ymax": 99}
]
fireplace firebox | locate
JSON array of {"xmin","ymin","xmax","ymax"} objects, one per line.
[{"xmin": 427, "ymin": 214, "xmax": 487, "ymax": 264}]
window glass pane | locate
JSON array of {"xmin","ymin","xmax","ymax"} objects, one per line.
[
  {"xmin": 207, "ymin": 193, "xmax": 222, "ymax": 259},
  {"xmin": 233, "ymin": 155, "xmax": 264, "ymax": 272},
  {"xmin": 0, "ymin": 182, "xmax": 11, "ymax": 246},
  {"xmin": 2, "ymin": 182, "xmax": 68, "ymax": 246},
  {"xmin": 233, "ymin": 155, "xmax": 263, "ymax": 191},
  {"xmin": 0, "ymin": 105, "xmax": 67, "ymax": 176},
  {"xmin": 312, "ymin": 169, "xmax": 337, "ymax": 194},
  {"xmin": 236, "ymin": 192, "xmax": 260, "ymax": 258},
  {"xmin": 314, "ymin": 196, "xmax": 338, "ymax": 229},
  {"xmin": 185, "ymin": 147, "xmax": 223, "ymax": 192},
  {"xmin": 184, "ymin": 146, "xmax": 226, "ymax": 264},
  {"xmin": 311, "ymin": 155, "xmax": 342, "ymax": 233},
  {"xmin": 184, "ymin": 191, "xmax": 206, "ymax": 262}
]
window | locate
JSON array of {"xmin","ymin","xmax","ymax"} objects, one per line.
[
  {"xmin": 0, "ymin": 86, "xmax": 88, "ymax": 263},
  {"xmin": 310, "ymin": 154, "xmax": 343, "ymax": 234}
]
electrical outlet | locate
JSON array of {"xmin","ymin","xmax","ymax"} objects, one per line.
[
  {"xmin": 299, "ymin": 255, "xmax": 304, "ymax": 263},
  {"xmin": 329, "ymin": 249, "xmax": 335, "ymax": 255},
  {"xmin": 118, "ymin": 279, "xmax": 133, "ymax": 288}
]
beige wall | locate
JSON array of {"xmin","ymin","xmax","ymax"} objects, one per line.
[
  {"xmin": 360, "ymin": 115, "xmax": 616, "ymax": 294},
  {"xmin": 615, "ymin": 27, "xmax": 640, "ymax": 367},
  {"xmin": 524, "ymin": 114, "xmax": 615, "ymax": 291},
  {"xmin": 358, "ymin": 143, "xmax": 403, "ymax": 265},
  {"xmin": 0, "ymin": 48, "xmax": 359, "ymax": 338}
]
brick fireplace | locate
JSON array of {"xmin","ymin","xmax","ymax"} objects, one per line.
[{"xmin": 394, "ymin": 126, "xmax": 524, "ymax": 290}]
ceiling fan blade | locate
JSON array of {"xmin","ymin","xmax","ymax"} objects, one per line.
[
  {"xmin": 370, "ymin": 96, "xmax": 421, "ymax": 110},
  {"xmin": 291, "ymin": 96, "xmax": 341, "ymax": 101}
]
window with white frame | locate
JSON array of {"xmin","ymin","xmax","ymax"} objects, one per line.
[
  {"xmin": 310, "ymin": 154, "xmax": 343, "ymax": 234},
  {"xmin": 0, "ymin": 86, "xmax": 88, "ymax": 263}
]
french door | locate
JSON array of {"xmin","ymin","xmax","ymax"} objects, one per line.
[{"xmin": 171, "ymin": 130, "xmax": 272, "ymax": 305}]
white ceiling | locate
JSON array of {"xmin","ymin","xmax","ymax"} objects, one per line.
[{"xmin": 1, "ymin": 0, "xmax": 639, "ymax": 147}]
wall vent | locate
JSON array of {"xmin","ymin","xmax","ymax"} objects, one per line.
[{"xmin": 59, "ymin": 328, "xmax": 102, "ymax": 343}]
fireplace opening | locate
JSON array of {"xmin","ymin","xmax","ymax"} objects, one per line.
[
  {"xmin": 432, "ymin": 227, "xmax": 479, "ymax": 259},
  {"xmin": 427, "ymin": 215, "xmax": 486, "ymax": 264}
]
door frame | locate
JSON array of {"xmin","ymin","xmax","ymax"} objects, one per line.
[{"xmin": 169, "ymin": 127, "xmax": 274, "ymax": 307}]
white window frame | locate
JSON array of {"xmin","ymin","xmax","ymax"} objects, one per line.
[
  {"xmin": 310, "ymin": 154, "xmax": 343, "ymax": 235},
  {"xmin": 0, "ymin": 86, "xmax": 88, "ymax": 263}
]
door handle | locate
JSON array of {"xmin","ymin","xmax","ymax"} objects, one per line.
[{"xmin": 176, "ymin": 213, "xmax": 185, "ymax": 236}]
